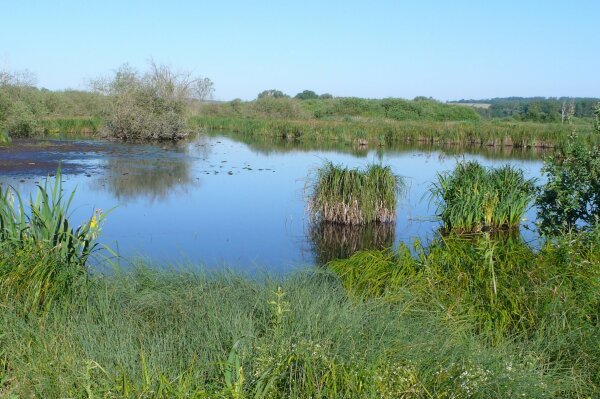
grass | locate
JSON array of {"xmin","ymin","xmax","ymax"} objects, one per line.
[
  {"xmin": 430, "ymin": 161, "xmax": 536, "ymax": 233},
  {"xmin": 190, "ymin": 114, "xmax": 598, "ymax": 149},
  {"xmin": 1, "ymin": 175, "xmax": 599, "ymax": 397},
  {"xmin": 308, "ymin": 162, "xmax": 402, "ymax": 225},
  {"xmin": 328, "ymin": 231, "xmax": 600, "ymax": 393},
  {"xmin": 40, "ymin": 116, "xmax": 103, "ymax": 136},
  {"xmin": 0, "ymin": 171, "xmax": 107, "ymax": 310},
  {"xmin": 0, "ymin": 263, "xmax": 587, "ymax": 398}
]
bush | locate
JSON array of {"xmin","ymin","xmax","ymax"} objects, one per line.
[
  {"xmin": 537, "ymin": 135, "xmax": 600, "ymax": 233},
  {"xmin": 94, "ymin": 62, "xmax": 213, "ymax": 140}
]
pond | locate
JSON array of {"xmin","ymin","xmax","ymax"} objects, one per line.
[{"xmin": 0, "ymin": 133, "xmax": 546, "ymax": 272}]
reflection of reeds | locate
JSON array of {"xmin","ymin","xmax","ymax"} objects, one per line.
[
  {"xmin": 310, "ymin": 222, "xmax": 395, "ymax": 265},
  {"xmin": 430, "ymin": 161, "xmax": 535, "ymax": 233},
  {"xmin": 308, "ymin": 162, "xmax": 402, "ymax": 225}
]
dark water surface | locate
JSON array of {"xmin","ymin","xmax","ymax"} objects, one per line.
[{"xmin": 0, "ymin": 134, "xmax": 545, "ymax": 272}]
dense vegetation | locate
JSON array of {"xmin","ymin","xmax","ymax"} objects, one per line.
[
  {"xmin": 430, "ymin": 161, "xmax": 536, "ymax": 233},
  {"xmin": 308, "ymin": 162, "xmax": 402, "ymax": 225},
  {"xmin": 454, "ymin": 97, "xmax": 600, "ymax": 122},
  {"xmin": 1, "ymin": 167, "xmax": 599, "ymax": 397},
  {"xmin": 91, "ymin": 62, "xmax": 214, "ymax": 140}
]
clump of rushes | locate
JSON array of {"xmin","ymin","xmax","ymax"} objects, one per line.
[
  {"xmin": 308, "ymin": 162, "xmax": 403, "ymax": 225},
  {"xmin": 430, "ymin": 161, "xmax": 535, "ymax": 233},
  {"xmin": 0, "ymin": 170, "xmax": 107, "ymax": 310}
]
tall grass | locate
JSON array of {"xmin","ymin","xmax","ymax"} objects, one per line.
[
  {"xmin": 0, "ymin": 171, "xmax": 107, "ymax": 309},
  {"xmin": 190, "ymin": 115, "xmax": 598, "ymax": 149},
  {"xmin": 0, "ymin": 265, "xmax": 581, "ymax": 398},
  {"xmin": 430, "ymin": 161, "xmax": 536, "ymax": 233},
  {"xmin": 328, "ymin": 231, "xmax": 600, "ymax": 393},
  {"xmin": 40, "ymin": 116, "xmax": 103, "ymax": 136},
  {"xmin": 308, "ymin": 162, "xmax": 402, "ymax": 225}
]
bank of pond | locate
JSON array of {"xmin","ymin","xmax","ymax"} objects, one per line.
[{"xmin": 1, "ymin": 147, "xmax": 599, "ymax": 397}]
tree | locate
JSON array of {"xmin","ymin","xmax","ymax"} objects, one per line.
[
  {"xmin": 594, "ymin": 102, "xmax": 600, "ymax": 133},
  {"xmin": 319, "ymin": 93, "xmax": 333, "ymax": 99},
  {"xmin": 560, "ymin": 99, "xmax": 575, "ymax": 124},
  {"xmin": 257, "ymin": 89, "xmax": 288, "ymax": 99},
  {"xmin": 92, "ymin": 61, "xmax": 214, "ymax": 140},
  {"xmin": 294, "ymin": 90, "xmax": 319, "ymax": 100}
]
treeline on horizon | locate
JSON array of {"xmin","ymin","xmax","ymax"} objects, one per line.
[
  {"xmin": 454, "ymin": 96, "xmax": 600, "ymax": 121},
  {"xmin": 1, "ymin": 64, "xmax": 599, "ymax": 142}
]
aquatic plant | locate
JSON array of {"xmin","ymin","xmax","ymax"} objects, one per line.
[
  {"xmin": 308, "ymin": 162, "xmax": 402, "ymax": 225},
  {"xmin": 0, "ymin": 171, "xmax": 107, "ymax": 309},
  {"xmin": 430, "ymin": 161, "xmax": 536, "ymax": 233}
]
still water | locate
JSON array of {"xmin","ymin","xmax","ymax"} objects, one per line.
[{"xmin": 0, "ymin": 133, "xmax": 545, "ymax": 272}]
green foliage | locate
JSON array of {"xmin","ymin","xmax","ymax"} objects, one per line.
[
  {"xmin": 309, "ymin": 162, "xmax": 403, "ymax": 224},
  {"xmin": 0, "ymin": 171, "xmax": 106, "ymax": 265},
  {"xmin": 537, "ymin": 136, "xmax": 600, "ymax": 233},
  {"xmin": 329, "ymin": 231, "xmax": 600, "ymax": 392},
  {"xmin": 294, "ymin": 90, "xmax": 319, "ymax": 100},
  {"xmin": 0, "ymin": 171, "xmax": 107, "ymax": 309},
  {"xmin": 0, "ymin": 266, "xmax": 580, "ymax": 398},
  {"xmin": 455, "ymin": 97, "xmax": 600, "ymax": 121},
  {"xmin": 93, "ymin": 62, "xmax": 213, "ymax": 141},
  {"xmin": 192, "ymin": 114, "xmax": 598, "ymax": 149},
  {"xmin": 594, "ymin": 102, "xmax": 600, "ymax": 133},
  {"xmin": 430, "ymin": 161, "xmax": 536, "ymax": 233},
  {"xmin": 257, "ymin": 89, "xmax": 289, "ymax": 99}
]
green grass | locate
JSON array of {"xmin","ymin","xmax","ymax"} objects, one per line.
[
  {"xmin": 430, "ymin": 161, "xmax": 536, "ymax": 233},
  {"xmin": 191, "ymin": 115, "xmax": 598, "ymax": 149},
  {"xmin": 40, "ymin": 116, "xmax": 103, "ymax": 136},
  {"xmin": 0, "ymin": 262, "xmax": 587, "ymax": 398},
  {"xmin": 328, "ymin": 231, "xmax": 600, "ymax": 393},
  {"xmin": 308, "ymin": 162, "xmax": 402, "ymax": 225},
  {"xmin": 0, "ymin": 171, "xmax": 107, "ymax": 310}
]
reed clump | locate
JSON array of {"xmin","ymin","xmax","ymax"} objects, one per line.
[
  {"xmin": 0, "ymin": 171, "xmax": 107, "ymax": 310},
  {"xmin": 430, "ymin": 161, "xmax": 536, "ymax": 233},
  {"xmin": 308, "ymin": 162, "xmax": 402, "ymax": 225}
]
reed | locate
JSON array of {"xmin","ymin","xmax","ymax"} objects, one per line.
[
  {"xmin": 190, "ymin": 115, "xmax": 598, "ymax": 149},
  {"xmin": 40, "ymin": 117, "xmax": 103, "ymax": 136},
  {"xmin": 429, "ymin": 161, "xmax": 536, "ymax": 233},
  {"xmin": 0, "ymin": 171, "xmax": 107, "ymax": 310},
  {"xmin": 308, "ymin": 162, "xmax": 402, "ymax": 225}
]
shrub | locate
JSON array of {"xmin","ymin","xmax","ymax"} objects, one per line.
[
  {"xmin": 537, "ymin": 135, "xmax": 600, "ymax": 233},
  {"xmin": 94, "ymin": 62, "xmax": 213, "ymax": 140}
]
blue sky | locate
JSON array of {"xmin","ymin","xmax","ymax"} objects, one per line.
[{"xmin": 1, "ymin": 0, "xmax": 599, "ymax": 100}]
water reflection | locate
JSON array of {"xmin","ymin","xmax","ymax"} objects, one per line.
[
  {"xmin": 209, "ymin": 131, "xmax": 550, "ymax": 161},
  {"xmin": 95, "ymin": 157, "xmax": 197, "ymax": 202},
  {"xmin": 309, "ymin": 222, "xmax": 395, "ymax": 265}
]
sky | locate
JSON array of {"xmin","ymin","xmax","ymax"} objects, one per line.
[{"xmin": 1, "ymin": 0, "xmax": 599, "ymax": 101}]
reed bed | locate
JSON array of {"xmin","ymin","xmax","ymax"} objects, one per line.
[
  {"xmin": 430, "ymin": 161, "xmax": 536, "ymax": 233},
  {"xmin": 308, "ymin": 162, "xmax": 402, "ymax": 225},
  {"xmin": 190, "ymin": 115, "xmax": 598, "ymax": 149},
  {"xmin": 40, "ymin": 117, "xmax": 102, "ymax": 136}
]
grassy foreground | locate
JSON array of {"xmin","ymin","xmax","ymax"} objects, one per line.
[{"xmin": 1, "ymin": 255, "xmax": 596, "ymax": 398}]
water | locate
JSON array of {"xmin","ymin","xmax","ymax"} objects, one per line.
[{"xmin": 0, "ymin": 133, "xmax": 545, "ymax": 272}]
